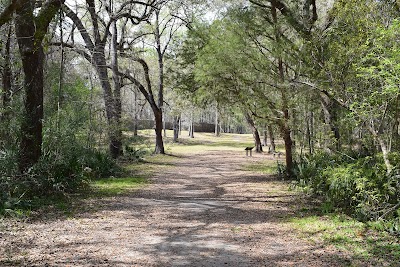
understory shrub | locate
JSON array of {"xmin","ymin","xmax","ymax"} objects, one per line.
[
  {"xmin": 291, "ymin": 151, "xmax": 400, "ymax": 235},
  {"xmin": 0, "ymin": 135, "xmax": 116, "ymax": 213}
]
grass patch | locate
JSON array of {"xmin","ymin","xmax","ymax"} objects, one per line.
[
  {"xmin": 243, "ymin": 160, "xmax": 279, "ymax": 175},
  {"xmin": 288, "ymin": 213, "xmax": 400, "ymax": 265},
  {"xmin": 91, "ymin": 177, "xmax": 147, "ymax": 196},
  {"xmin": 133, "ymin": 130, "xmax": 257, "ymax": 155}
]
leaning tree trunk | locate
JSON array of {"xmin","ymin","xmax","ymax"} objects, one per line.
[
  {"xmin": 272, "ymin": 2, "xmax": 294, "ymax": 177},
  {"xmin": 15, "ymin": 6, "xmax": 44, "ymax": 171},
  {"xmin": 245, "ymin": 113, "xmax": 262, "ymax": 153},
  {"xmin": 366, "ymin": 122, "xmax": 392, "ymax": 174},
  {"xmin": 93, "ymin": 52, "xmax": 122, "ymax": 159}
]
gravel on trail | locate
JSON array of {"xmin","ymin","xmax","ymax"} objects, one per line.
[{"xmin": 0, "ymin": 150, "xmax": 350, "ymax": 266}]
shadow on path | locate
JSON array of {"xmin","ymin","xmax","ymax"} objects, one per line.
[{"xmin": 0, "ymin": 151, "xmax": 351, "ymax": 266}]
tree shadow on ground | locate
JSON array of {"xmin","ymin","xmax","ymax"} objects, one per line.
[{"xmin": 0, "ymin": 151, "xmax": 388, "ymax": 266}]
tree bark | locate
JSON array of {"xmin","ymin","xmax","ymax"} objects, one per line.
[
  {"xmin": 245, "ymin": 112, "xmax": 262, "ymax": 153},
  {"xmin": 15, "ymin": 3, "xmax": 44, "ymax": 171},
  {"xmin": 64, "ymin": 3, "xmax": 123, "ymax": 159},
  {"xmin": 306, "ymin": 111, "xmax": 314, "ymax": 154},
  {"xmin": 152, "ymin": 9, "xmax": 166, "ymax": 153},
  {"xmin": 1, "ymin": 24, "xmax": 12, "ymax": 126},
  {"xmin": 133, "ymin": 88, "xmax": 138, "ymax": 137},
  {"xmin": 272, "ymin": 2, "xmax": 294, "ymax": 177},
  {"xmin": 173, "ymin": 115, "xmax": 179, "ymax": 142},
  {"xmin": 93, "ymin": 52, "xmax": 121, "ymax": 158},
  {"xmin": 163, "ymin": 108, "xmax": 167, "ymax": 137},
  {"xmin": 110, "ymin": 19, "xmax": 123, "ymax": 157},
  {"xmin": 320, "ymin": 91, "xmax": 340, "ymax": 150},
  {"xmin": 267, "ymin": 125, "xmax": 276, "ymax": 153},
  {"xmin": 280, "ymin": 112, "xmax": 294, "ymax": 177},
  {"xmin": 263, "ymin": 126, "xmax": 268, "ymax": 146},
  {"xmin": 189, "ymin": 112, "xmax": 194, "ymax": 138},
  {"xmin": 366, "ymin": 122, "xmax": 392, "ymax": 174},
  {"xmin": 215, "ymin": 103, "xmax": 220, "ymax": 136},
  {"xmin": 154, "ymin": 108, "xmax": 165, "ymax": 154}
]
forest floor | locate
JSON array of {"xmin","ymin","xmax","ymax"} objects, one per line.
[{"xmin": 0, "ymin": 133, "xmax": 399, "ymax": 266}]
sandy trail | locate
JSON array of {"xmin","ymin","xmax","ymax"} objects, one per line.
[{"xmin": 0, "ymin": 150, "xmax": 348, "ymax": 266}]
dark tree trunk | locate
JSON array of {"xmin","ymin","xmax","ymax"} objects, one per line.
[
  {"xmin": 163, "ymin": 109, "xmax": 167, "ymax": 137},
  {"xmin": 320, "ymin": 91, "xmax": 340, "ymax": 150},
  {"xmin": 93, "ymin": 52, "xmax": 122, "ymax": 158},
  {"xmin": 267, "ymin": 125, "xmax": 276, "ymax": 153},
  {"xmin": 245, "ymin": 113, "xmax": 262, "ymax": 153},
  {"xmin": 173, "ymin": 115, "xmax": 180, "ymax": 142},
  {"xmin": 154, "ymin": 108, "xmax": 165, "ymax": 154},
  {"xmin": 133, "ymin": 89, "xmax": 138, "ymax": 136},
  {"xmin": 64, "ymin": 4, "xmax": 122, "ymax": 159},
  {"xmin": 271, "ymin": 1, "xmax": 294, "ymax": 177},
  {"xmin": 253, "ymin": 128, "xmax": 263, "ymax": 153},
  {"xmin": 1, "ymin": 24, "xmax": 12, "ymax": 126},
  {"xmin": 280, "ymin": 114, "xmax": 294, "ymax": 177},
  {"xmin": 179, "ymin": 116, "xmax": 182, "ymax": 136},
  {"xmin": 189, "ymin": 112, "xmax": 194, "ymax": 138},
  {"xmin": 215, "ymin": 104, "xmax": 220, "ymax": 136},
  {"xmin": 15, "ymin": 4, "xmax": 44, "ymax": 171},
  {"xmin": 306, "ymin": 111, "xmax": 314, "ymax": 154},
  {"xmin": 110, "ymin": 20, "xmax": 123, "ymax": 158},
  {"xmin": 263, "ymin": 127, "xmax": 268, "ymax": 146}
]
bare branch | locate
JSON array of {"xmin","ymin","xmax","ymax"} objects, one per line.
[{"xmin": 63, "ymin": 4, "xmax": 95, "ymax": 50}]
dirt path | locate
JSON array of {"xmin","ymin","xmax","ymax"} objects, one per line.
[{"xmin": 1, "ymin": 150, "xmax": 349, "ymax": 266}]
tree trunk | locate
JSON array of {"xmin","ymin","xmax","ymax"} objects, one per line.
[
  {"xmin": 272, "ymin": 1, "xmax": 294, "ymax": 177},
  {"xmin": 366, "ymin": 122, "xmax": 392, "ymax": 174},
  {"xmin": 215, "ymin": 104, "xmax": 220, "ymax": 136},
  {"xmin": 163, "ymin": 108, "xmax": 167, "ymax": 137},
  {"xmin": 245, "ymin": 113, "xmax": 262, "ymax": 153},
  {"xmin": 306, "ymin": 111, "xmax": 314, "ymax": 154},
  {"xmin": 93, "ymin": 52, "xmax": 122, "ymax": 159},
  {"xmin": 1, "ymin": 24, "xmax": 12, "ymax": 139},
  {"xmin": 179, "ymin": 116, "xmax": 182, "ymax": 136},
  {"xmin": 15, "ymin": 5, "xmax": 44, "ymax": 171},
  {"xmin": 320, "ymin": 91, "xmax": 340, "ymax": 150},
  {"xmin": 64, "ymin": 4, "xmax": 122, "ymax": 158},
  {"xmin": 133, "ymin": 89, "xmax": 138, "ymax": 137},
  {"xmin": 154, "ymin": 108, "xmax": 165, "ymax": 154},
  {"xmin": 280, "ymin": 117, "xmax": 294, "ymax": 177},
  {"xmin": 263, "ymin": 126, "xmax": 268, "ymax": 146},
  {"xmin": 173, "ymin": 115, "xmax": 179, "ymax": 142},
  {"xmin": 267, "ymin": 125, "xmax": 276, "ymax": 153},
  {"xmin": 110, "ymin": 20, "xmax": 123, "ymax": 158},
  {"xmin": 189, "ymin": 112, "xmax": 194, "ymax": 138}
]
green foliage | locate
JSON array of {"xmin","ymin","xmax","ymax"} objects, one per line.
[
  {"xmin": 0, "ymin": 63, "xmax": 116, "ymax": 215},
  {"xmin": 124, "ymin": 145, "xmax": 148, "ymax": 161},
  {"xmin": 0, "ymin": 134, "xmax": 116, "ymax": 213},
  {"xmin": 92, "ymin": 177, "xmax": 147, "ymax": 196},
  {"xmin": 292, "ymin": 152, "xmax": 400, "ymax": 235},
  {"xmin": 289, "ymin": 214, "xmax": 400, "ymax": 264}
]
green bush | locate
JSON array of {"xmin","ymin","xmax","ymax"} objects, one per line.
[
  {"xmin": 291, "ymin": 151, "xmax": 400, "ymax": 235},
  {"xmin": 0, "ymin": 134, "xmax": 116, "ymax": 213}
]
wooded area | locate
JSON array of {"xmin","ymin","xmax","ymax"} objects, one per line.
[{"xmin": 1, "ymin": 0, "xmax": 400, "ymax": 240}]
